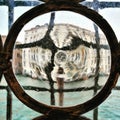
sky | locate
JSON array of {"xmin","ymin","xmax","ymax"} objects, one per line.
[{"xmin": 0, "ymin": 0, "xmax": 120, "ymax": 42}]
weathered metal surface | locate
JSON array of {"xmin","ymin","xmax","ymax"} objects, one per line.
[
  {"xmin": 0, "ymin": 0, "xmax": 41, "ymax": 6},
  {"xmin": 0, "ymin": 0, "xmax": 120, "ymax": 120},
  {"xmin": 40, "ymin": 0, "xmax": 85, "ymax": 3},
  {"xmin": 0, "ymin": 0, "xmax": 120, "ymax": 9},
  {"xmin": 2, "ymin": 1, "xmax": 119, "ymax": 119},
  {"xmin": 0, "ymin": 35, "xmax": 3, "ymax": 82},
  {"xmin": 6, "ymin": 87, "xmax": 12, "ymax": 120},
  {"xmin": 82, "ymin": 1, "xmax": 120, "ymax": 8},
  {"xmin": 8, "ymin": 0, "xmax": 14, "ymax": 30},
  {"xmin": 93, "ymin": 1, "xmax": 99, "ymax": 119}
]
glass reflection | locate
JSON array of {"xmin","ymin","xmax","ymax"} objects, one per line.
[{"xmin": 13, "ymin": 11, "xmax": 110, "ymax": 106}]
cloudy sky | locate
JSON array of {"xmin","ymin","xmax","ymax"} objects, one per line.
[{"xmin": 0, "ymin": 0, "xmax": 120, "ymax": 42}]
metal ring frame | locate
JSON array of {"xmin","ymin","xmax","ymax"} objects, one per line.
[{"xmin": 2, "ymin": 0, "xmax": 119, "ymax": 117}]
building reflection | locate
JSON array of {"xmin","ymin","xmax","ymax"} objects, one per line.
[
  {"xmin": 56, "ymin": 66, "xmax": 65, "ymax": 106},
  {"xmin": 9, "ymin": 23, "xmax": 111, "ymax": 106}
]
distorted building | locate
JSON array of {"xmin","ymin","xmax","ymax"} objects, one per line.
[
  {"xmin": 22, "ymin": 24, "xmax": 111, "ymax": 81},
  {"xmin": 12, "ymin": 42, "xmax": 23, "ymax": 74},
  {"xmin": 1, "ymin": 36, "xmax": 23, "ymax": 74}
]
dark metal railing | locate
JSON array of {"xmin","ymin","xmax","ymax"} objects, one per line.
[
  {"xmin": 0, "ymin": 0, "xmax": 120, "ymax": 120},
  {"xmin": 0, "ymin": 84, "xmax": 120, "ymax": 120}
]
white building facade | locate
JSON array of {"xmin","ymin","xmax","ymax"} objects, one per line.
[{"xmin": 22, "ymin": 24, "xmax": 111, "ymax": 80}]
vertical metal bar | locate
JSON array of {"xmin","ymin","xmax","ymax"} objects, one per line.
[
  {"xmin": 93, "ymin": 0, "xmax": 99, "ymax": 120},
  {"xmin": 6, "ymin": 0, "xmax": 14, "ymax": 119},
  {"xmin": 56, "ymin": 67, "xmax": 64, "ymax": 106},
  {"xmin": 93, "ymin": 25, "xmax": 99, "ymax": 120},
  {"xmin": 44, "ymin": 12, "xmax": 56, "ymax": 105},
  {"xmin": 0, "ymin": 35, "xmax": 3, "ymax": 82},
  {"xmin": 46, "ymin": 12, "xmax": 55, "ymax": 35},
  {"xmin": 6, "ymin": 87, "xmax": 12, "ymax": 120},
  {"xmin": 49, "ymin": 12, "xmax": 56, "ymax": 106},
  {"xmin": 8, "ymin": 0, "xmax": 14, "ymax": 30}
]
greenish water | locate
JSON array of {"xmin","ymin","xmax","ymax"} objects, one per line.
[{"xmin": 0, "ymin": 75, "xmax": 120, "ymax": 120}]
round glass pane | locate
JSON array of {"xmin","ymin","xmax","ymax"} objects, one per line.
[{"xmin": 13, "ymin": 11, "xmax": 110, "ymax": 107}]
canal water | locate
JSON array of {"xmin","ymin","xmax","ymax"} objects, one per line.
[{"xmin": 0, "ymin": 75, "xmax": 120, "ymax": 120}]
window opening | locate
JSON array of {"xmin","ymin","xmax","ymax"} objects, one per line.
[{"xmin": 0, "ymin": 0, "xmax": 120, "ymax": 120}]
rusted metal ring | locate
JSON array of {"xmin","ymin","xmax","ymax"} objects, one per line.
[{"xmin": 4, "ymin": 0, "xmax": 119, "ymax": 116}]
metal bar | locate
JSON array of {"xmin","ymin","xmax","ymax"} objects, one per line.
[
  {"xmin": 82, "ymin": 1, "xmax": 120, "ymax": 9},
  {"xmin": 0, "ymin": 0, "xmax": 7, "ymax": 5},
  {"xmin": 0, "ymin": 1, "xmax": 120, "ymax": 8},
  {"xmin": 93, "ymin": 1, "xmax": 99, "ymax": 120},
  {"xmin": 23, "ymin": 86, "xmax": 50, "ymax": 92},
  {"xmin": 0, "ymin": 0, "xmax": 41, "ymax": 6},
  {"xmin": 14, "ymin": 1, "xmax": 41, "ymax": 6},
  {"xmin": 0, "ymin": 85, "xmax": 105, "ymax": 92},
  {"xmin": 0, "ymin": 1, "xmax": 120, "ymax": 120},
  {"xmin": 99, "ymin": 2, "xmax": 120, "ymax": 9},
  {"xmin": 5, "ymin": 1, "xmax": 14, "ymax": 120},
  {"xmin": 1, "ymin": 85, "xmax": 120, "ymax": 91},
  {"xmin": 8, "ymin": 0, "xmax": 14, "ymax": 30},
  {"xmin": 0, "ymin": 35, "xmax": 3, "ymax": 82},
  {"xmin": 0, "ymin": 84, "xmax": 120, "ymax": 120},
  {"xmin": 0, "ymin": 86, "xmax": 7, "ymax": 89},
  {"xmin": 6, "ymin": 87, "xmax": 12, "ymax": 120}
]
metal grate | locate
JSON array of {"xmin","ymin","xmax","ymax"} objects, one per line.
[{"xmin": 0, "ymin": 0, "xmax": 120, "ymax": 120}]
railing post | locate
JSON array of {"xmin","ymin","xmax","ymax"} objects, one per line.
[
  {"xmin": 93, "ymin": 0, "xmax": 99, "ymax": 120},
  {"xmin": 8, "ymin": 0, "xmax": 14, "ymax": 30},
  {"xmin": 6, "ymin": 87, "xmax": 12, "ymax": 120},
  {"xmin": 6, "ymin": 1, "xmax": 14, "ymax": 119}
]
